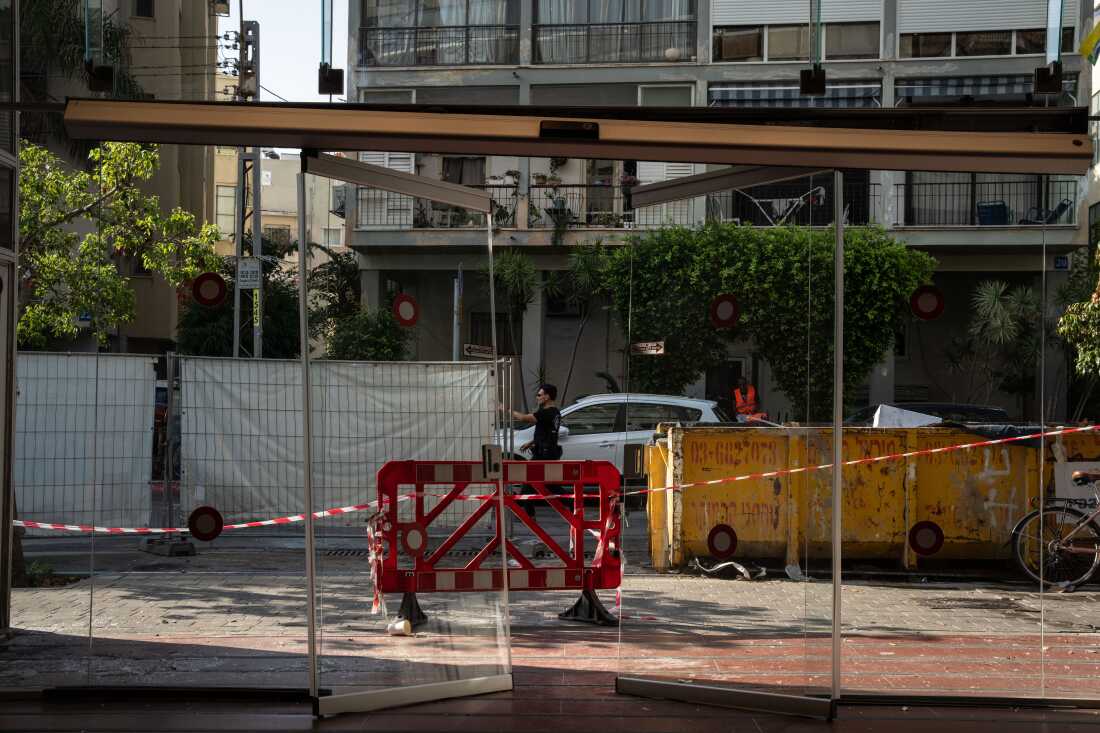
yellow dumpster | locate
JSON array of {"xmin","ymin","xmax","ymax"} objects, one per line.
[{"xmin": 646, "ymin": 425, "xmax": 1100, "ymax": 570}]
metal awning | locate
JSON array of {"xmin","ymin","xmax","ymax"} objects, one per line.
[
  {"xmin": 708, "ymin": 82, "xmax": 882, "ymax": 109},
  {"xmin": 61, "ymin": 98, "xmax": 1092, "ymax": 175}
]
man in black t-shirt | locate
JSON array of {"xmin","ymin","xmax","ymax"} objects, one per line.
[{"xmin": 511, "ymin": 383, "xmax": 562, "ymax": 460}]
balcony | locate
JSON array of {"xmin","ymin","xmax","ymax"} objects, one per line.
[
  {"xmin": 358, "ymin": 26, "xmax": 519, "ymax": 66},
  {"xmin": 533, "ymin": 21, "xmax": 696, "ymax": 64},
  {"xmin": 354, "ymin": 177, "xmax": 1079, "ymax": 236},
  {"xmin": 894, "ymin": 179, "xmax": 1077, "ymax": 227},
  {"xmin": 355, "ymin": 183, "xmax": 881, "ymax": 231}
]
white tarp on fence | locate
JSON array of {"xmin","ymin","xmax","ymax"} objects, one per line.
[
  {"xmin": 15, "ymin": 352, "xmax": 156, "ymax": 529},
  {"xmin": 179, "ymin": 357, "xmax": 496, "ymax": 527}
]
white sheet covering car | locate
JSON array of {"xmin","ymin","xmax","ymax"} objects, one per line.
[{"xmin": 499, "ymin": 393, "xmax": 728, "ymax": 481}]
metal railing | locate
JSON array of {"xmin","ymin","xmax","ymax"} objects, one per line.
[
  {"xmin": 706, "ymin": 183, "xmax": 881, "ymax": 227},
  {"xmin": 895, "ymin": 179, "xmax": 1077, "ymax": 226},
  {"xmin": 359, "ymin": 26, "xmax": 520, "ymax": 66},
  {"xmin": 357, "ymin": 183, "xmax": 884, "ymax": 231},
  {"xmin": 533, "ymin": 21, "xmax": 696, "ymax": 64},
  {"xmin": 356, "ymin": 185, "xmax": 517, "ymax": 229}
]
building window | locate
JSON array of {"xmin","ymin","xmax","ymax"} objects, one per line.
[
  {"xmin": 441, "ymin": 156, "xmax": 486, "ymax": 186},
  {"xmin": 216, "ymin": 185, "xmax": 235, "ymax": 237},
  {"xmin": 900, "ymin": 32, "xmax": 952, "ymax": 57},
  {"xmin": 1089, "ymin": 203, "xmax": 1100, "ymax": 256},
  {"xmin": 133, "ymin": 0, "xmax": 154, "ymax": 18},
  {"xmin": 955, "ymin": 30, "xmax": 1011, "ymax": 56},
  {"xmin": 713, "ymin": 26, "xmax": 762, "ymax": 61},
  {"xmin": 263, "ymin": 226, "xmax": 292, "ymax": 247},
  {"xmin": 322, "ymin": 227, "xmax": 343, "ymax": 247},
  {"xmin": 1016, "ymin": 27, "xmax": 1075, "ymax": 55},
  {"xmin": 533, "ymin": 0, "xmax": 697, "ymax": 64},
  {"xmin": 359, "ymin": 0, "xmax": 520, "ymax": 66},
  {"xmin": 331, "ymin": 183, "xmax": 347, "ymax": 218},
  {"xmin": 825, "ymin": 22, "xmax": 879, "ymax": 60},
  {"xmin": 767, "ymin": 24, "xmax": 809, "ymax": 61}
]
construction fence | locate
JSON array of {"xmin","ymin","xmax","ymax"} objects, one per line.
[{"xmin": 14, "ymin": 352, "xmax": 500, "ymax": 533}]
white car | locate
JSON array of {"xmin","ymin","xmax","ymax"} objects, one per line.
[{"xmin": 500, "ymin": 393, "xmax": 729, "ymax": 482}]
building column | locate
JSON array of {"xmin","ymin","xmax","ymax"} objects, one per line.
[
  {"xmin": 696, "ymin": 0, "xmax": 711, "ymax": 64},
  {"xmin": 869, "ymin": 348, "xmax": 896, "ymax": 406},
  {"xmin": 521, "ymin": 281, "xmax": 544, "ymax": 396}
]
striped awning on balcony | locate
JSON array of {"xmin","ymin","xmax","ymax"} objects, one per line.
[
  {"xmin": 707, "ymin": 82, "xmax": 882, "ymax": 108},
  {"xmin": 894, "ymin": 75, "xmax": 1078, "ymax": 103}
]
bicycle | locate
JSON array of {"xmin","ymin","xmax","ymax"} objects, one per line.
[{"xmin": 1012, "ymin": 470, "xmax": 1100, "ymax": 589}]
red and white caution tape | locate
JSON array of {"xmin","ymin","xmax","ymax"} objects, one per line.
[
  {"xmin": 12, "ymin": 501, "xmax": 382, "ymax": 535},
  {"xmin": 13, "ymin": 425, "xmax": 1098, "ymax": 533},
  {"xmin": 625, "ymin": 423, "xmax": 1099, "ymax": 497}
]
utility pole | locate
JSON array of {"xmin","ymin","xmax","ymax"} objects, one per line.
[{"xmin": 235, "ymin": 16, "xmax": 262, "ymax": 357}]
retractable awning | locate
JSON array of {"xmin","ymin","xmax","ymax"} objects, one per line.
[{"xmin": 62, "ymin": 98, "xmax": 1092, "ymax": 175}]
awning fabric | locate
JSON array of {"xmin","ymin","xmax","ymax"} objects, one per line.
[{"xmin": 709, "ymin": 82, "xmax": 882, "ymax": 108}]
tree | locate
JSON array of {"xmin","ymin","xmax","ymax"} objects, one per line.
[
  {"xmin": 306, "ymin": 248, "xmax": 361, "ymax": 338},
  {"xmin": 945, "ymin": 280, "xmax": 1041, "ymax": 407},
  {"xmin": 602, "ymin": 224, "xmax": 935, "ymax": 420},
  {"xmin": 544, "ymin": 241, "xmax": 608, "ymax": 403},
  {"xmin": 18, "ymin": 140, "xmax": 220, "ymax": 348},
  {"xmin": 602, "ymin": 225, "xmax": 741, "ymax": 396},
  {"xmin": 1057, "ymin": 244, "xmax": 1100, "ymax": 420},
  {"xmin": 326, "ymin": 308, "xmax": 410, "ymax": 361},
  {"xmin": 176, "ymin": 235, "xmax": 301, "ymax": 359},
  {"xmin": 484, "ymin": 249, "xmax": 539, "ymax": 409}
]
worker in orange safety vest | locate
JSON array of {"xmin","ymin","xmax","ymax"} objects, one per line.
[{"xmin": 733, "ymin": 376, "xmax": 767, "ymax": 422}]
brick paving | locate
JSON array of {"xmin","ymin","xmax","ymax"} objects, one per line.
[{"xmin": 5, "ymin": 543, "xmax": 1100, "ymax": 699}]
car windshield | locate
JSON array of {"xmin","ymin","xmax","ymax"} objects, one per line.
[{"xmin": 713, "ymin": 405, "xmax": 734, "ymax": 422}]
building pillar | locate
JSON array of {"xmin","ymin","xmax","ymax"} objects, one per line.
[{"xmin": 869, "ymin": 348, "xmax": 896, "ymax": 407}]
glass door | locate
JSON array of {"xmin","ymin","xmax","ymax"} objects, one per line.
[{"xmin": 615, "ymin": 170, "xmax": 838, "ymax": 719}]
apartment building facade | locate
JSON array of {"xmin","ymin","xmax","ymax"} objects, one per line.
[
  {"xmin": 22, "ymin": 0, "xmax": 221, "ymax": 354},
  {"xmin": 346, "ymin": 0, "xmax": 1091, "ymax": 419}
]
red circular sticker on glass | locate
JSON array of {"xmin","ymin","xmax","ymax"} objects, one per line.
[
  {"xmin": 910, "ymin": 285, "xmax": 944, "ymax": 321},
  {"xmin": 393, "ymin": 293, "xmax": 419, "ymax": 327},
  {"xmin": 192, "ymin": 272, "xmax": 228, "ymax": 307},
  {"xmin": 709, "ymin": 294, "xmax": 740, "ymax": 329},
  {"xmin": 188, "ymin": 506, "xmax": 224, "ymax": 542}
]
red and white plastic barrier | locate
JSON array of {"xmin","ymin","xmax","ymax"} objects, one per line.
[{"xmin": 372, "ymin": 460, "xmax": 622, "ymax": 594}]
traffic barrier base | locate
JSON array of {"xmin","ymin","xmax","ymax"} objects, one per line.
[
  {"xmin": 558, "ymin": 589, "xmax": 618, "ymax": 626},
  {"xmin": 397, "ymin": 592, "xmax": 428, "ymax": 628}
]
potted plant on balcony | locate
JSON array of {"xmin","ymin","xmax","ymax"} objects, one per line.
[
  {"xmin": 504, "ymin": 169, "xmax": 521, "ymax": 185},
  {"xmin": 532, "ymin": 172, "xmax": 548, "ymax": 186},
  {"xmin": 486, "ymin": 174, "xmax": 505, "ymax": 185},
  {"xmin": 545, "ymin": 174, "xmax": 562, "ymax": 188}
]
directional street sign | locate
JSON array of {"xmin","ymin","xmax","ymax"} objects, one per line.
[{"xmin": 631, "ymin": 340, "xmax": 665, "ymax": 355}]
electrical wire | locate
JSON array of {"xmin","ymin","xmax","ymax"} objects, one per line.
[{"xmin": 260, "ymin": 84, "xmax": 290, "ymax": 102}]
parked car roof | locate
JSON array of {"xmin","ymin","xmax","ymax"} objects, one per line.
[{"xmin": 569, "ymin": 393, "xmax": 718, "ymax": 408}]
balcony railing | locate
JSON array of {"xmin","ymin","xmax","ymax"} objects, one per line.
[
  {"xmin": 357, "ymin": 183, "xmax": 880, "ymax": 231},
  {"xmin": 895, "ymin": 179, "xmax": 1077, "ymax": 226},
  {"xmin": 359, "ymin": 26, "xmax": 519, "ymax": 66},
  {"xmin": 356, "ymin": 185, "xmax": 517, "ymax": 229},
  {"xmin": 707, "ymin": 183, "xmax": 881, "ymax": 227},
  {"xmin": 533, "ymin": 21, "xmax": 696, "ymax": 64}
]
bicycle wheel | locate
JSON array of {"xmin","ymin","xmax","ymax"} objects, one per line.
[{"xmin": 1013, "ymin": 506, "xmax": 1100, "ymax": 587}]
